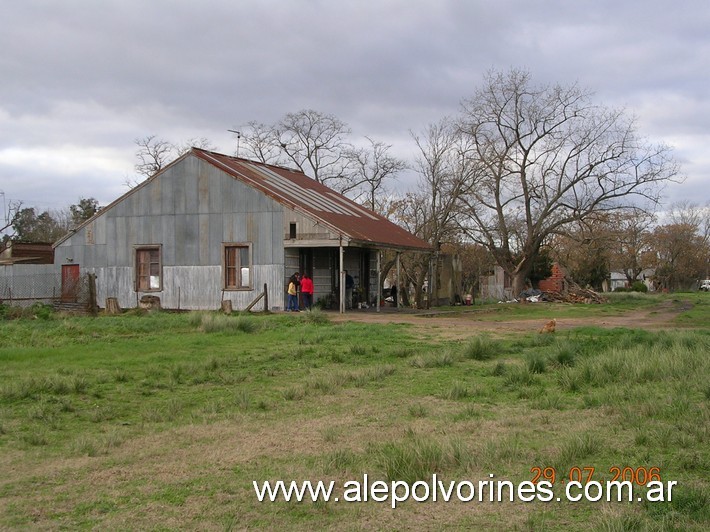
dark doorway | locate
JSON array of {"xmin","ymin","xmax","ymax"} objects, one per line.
[{"xmin": 299, "ymin": 248, "xmax": 313, "ymax": 277}]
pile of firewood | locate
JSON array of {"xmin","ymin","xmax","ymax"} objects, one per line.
[{"xmin": 542, "ymin": 283, "xmax": 606, "ymax": 304}]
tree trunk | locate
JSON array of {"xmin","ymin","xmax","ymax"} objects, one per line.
[
  {"xmin": 105, "ymin": 297, "xmax": 121, "ymax": 315},
  {"xmin": 511, "ymin": 270, "xmax": 528, "ymax": 298}
]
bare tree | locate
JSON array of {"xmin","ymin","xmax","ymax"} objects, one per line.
[
  {"xmin": 134, "ymin": 135, "xmax": 175, "ymax": 179},
  {"xmin": 390, "ymin": 120, "xmax": 471, "ymax": 306},
  {"xmin": 345, "ymin": 137, "xmax": 407, "ymax": 211},
  {"xmin": 652, "ymin": 222, "xmax": 706, "ymax": 290},
  {"xmin": 128, "ymin": 135, "xmax": 215, "ymax": 188},
  {"xmin": 1, "ymin": 199, "xmax": 23, "ymax": 243},
  {"xmin": 662, "ymin": 201, "xmax": 710, "ymax": 281},
  {"xmin": 241, "ymin": 110, "xmax": 356, "ymax": 192},
  {"xmin": 409, "ymin": 120, "xmax": 471, "ymax": 247},
  {"xmin": 607, "ymin": 209, "xmax": 656, "ymax": 284},
  {"xmin": 275, "ymin": 109, "xmax": 353, "ymax": 188},
  {"xmin": 455, "ymin": 69, "xmax": 680, "ymax": 295},
  {"xmin": 174, "ymin": 137, "xmax": 215, "ymax": 157},
  {"xmin": 241, "ymin": 121, "xmax": 283, "ymax": 164}
]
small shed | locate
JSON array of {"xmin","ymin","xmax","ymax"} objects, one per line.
[
  {"xmin": 0, "ymin": 242, "xmax": 55, "ymax": 265},
  {"xmin": 53, "ymin": 148, "xmax": 432, "ymax": 311}
]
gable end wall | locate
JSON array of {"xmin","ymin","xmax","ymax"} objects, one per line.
[{"xmin": 55, "ymin": 156, "xmax": 286, "ymax": 310}]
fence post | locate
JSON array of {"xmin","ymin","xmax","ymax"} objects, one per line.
[
  {"xmin": 264, "ymin": 283, "xmax": 268, "ymax": 312},
  {"xmin": 88, "ymin": 273, "xmax": 98, "ymax": 316}
]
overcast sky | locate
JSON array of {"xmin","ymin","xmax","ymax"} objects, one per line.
[{"xmin": 1, "ymin": 0, "xmax": 708, "ymax": 223}]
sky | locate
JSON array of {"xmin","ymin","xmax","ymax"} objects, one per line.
[{"xmin": 1, "ymin": 0, "xmax": 709, "ymax": 224}]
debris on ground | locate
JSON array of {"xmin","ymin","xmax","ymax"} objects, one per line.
[
  {"xmin": 540, "ymin": 282, "xmax": 606, "ymax": 304},
  {"xmin": 501, "ymin": 282, "xmax": 607, "ymax": 304}
]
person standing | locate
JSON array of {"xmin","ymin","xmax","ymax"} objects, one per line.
[
  {"xmin": 345, "ymin": 270, "xmax": 354, "ymax": 310},
  {"xmin": 287, "ymin": 273, "xmax": 299, "ymax": 311},
  {"xmin": 300, "ymin": 272, "xmax": 314, "ymax": 310}
]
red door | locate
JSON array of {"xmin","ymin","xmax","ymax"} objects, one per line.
[{"xmin": 61, "ymin": 264, "xmax": 80, "ymax": 302}]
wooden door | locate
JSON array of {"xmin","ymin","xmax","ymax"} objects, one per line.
[{"xmin": 61, "ymin": 264, "xmax": 80, "ymax": 302}]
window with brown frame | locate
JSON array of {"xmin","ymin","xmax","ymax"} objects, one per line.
[
  {"xmin": 224, "ymin": 244, "xmax": 251, "ymax": 289},
  {"xmin": 135, "ymin": 246, "xmax": 161, "ymax": 291}
]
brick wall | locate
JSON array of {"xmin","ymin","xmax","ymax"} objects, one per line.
[{"xmin": 538, "ymin": 263, "xmax": 566, "ymax": 292}]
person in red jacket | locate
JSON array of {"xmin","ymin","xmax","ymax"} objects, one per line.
[{"xmin": 300, "ymin": 272, "xmax": 314, "ymax": 310}]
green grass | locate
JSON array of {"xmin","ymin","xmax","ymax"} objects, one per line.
[{"xmin": 0, "ymin": 302, "xmax": 708, "ymax": 530}]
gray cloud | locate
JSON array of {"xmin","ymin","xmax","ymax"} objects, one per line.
[{"xmin": 1, "ymin": 0, "xmax": 708, "ymax": 213}]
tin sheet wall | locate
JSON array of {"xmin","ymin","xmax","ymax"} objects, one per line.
[{"xmin": 55, "ymin": 155, "xmax": 286, "ymax": 310}]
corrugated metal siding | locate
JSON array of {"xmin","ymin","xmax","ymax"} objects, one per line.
[
  {"xmin": 283, "ymin": 208, "xmax": 336, "ymax": 242},
  {"xmin": 54, "ymin": 156, "xmax": 287, "ymax": 310},
  {"xmin": 50, "ymin": 150, "xmax": 431, "ymax": 311},
  {"xmin": 92, "ymin": 264, "xmax": 284, "ymax": 311}
]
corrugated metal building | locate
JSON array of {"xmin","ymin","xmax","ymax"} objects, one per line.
[{"xmin": 53, "ymin": 148, "xmax": 432, "ymax": 311}]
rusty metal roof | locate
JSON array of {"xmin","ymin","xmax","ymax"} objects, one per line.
[{"xmin": 194, "ymin": 149, "xmax": 432, "ymax": 251}]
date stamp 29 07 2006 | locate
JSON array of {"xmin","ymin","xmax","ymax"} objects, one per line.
[{"xmin": 530, "ymin": 466, "xmax": 676, "ymax": 502}]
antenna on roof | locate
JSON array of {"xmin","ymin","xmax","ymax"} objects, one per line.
[{"xmin": 227, "ymin": 129, "xmax": 241, "ymax": 157}]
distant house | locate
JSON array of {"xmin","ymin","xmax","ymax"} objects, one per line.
[
  {"xmin": 609, "ymin": 269, "xmax": 655, "ymax": 291},
  {"xmin": 479, "ymin": 265, "xmax": 513, "ymax": 301},
  {"xmin": 52, "ymin": 148, "xmax": 432, "ymax": 311},
  {"xmin": 0, "ymin": 243, "xmax": 58, "ymax": 306}
]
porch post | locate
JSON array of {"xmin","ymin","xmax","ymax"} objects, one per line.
[
  {"xmin": 376, "ymin": 250, "xmax": 381, "ymax": 313},
  {"xmin": 396, "ymin": 251, "xmax": 401, "ymax": 309},
  {"xmin": 339, "ymin": 243, "xmax": 345, "ymax": 314}
]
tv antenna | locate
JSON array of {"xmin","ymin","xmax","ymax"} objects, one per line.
[{"xmin": 228, "ymin": 129, "xmax": 241, "ymax": 157}]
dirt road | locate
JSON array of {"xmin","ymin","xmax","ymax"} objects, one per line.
[{"xmin": 329, "ymin": 299, "xmax": 692, "ymax": 339}]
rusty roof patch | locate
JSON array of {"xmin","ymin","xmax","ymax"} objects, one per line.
[{"xmin": 193, "ymin": 149, "xmax": 432, "ymax": 251}]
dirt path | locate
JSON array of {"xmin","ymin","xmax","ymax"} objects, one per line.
[{"xmin": 329, "ymin": 299, "xmax": 693, "ymax": 340}]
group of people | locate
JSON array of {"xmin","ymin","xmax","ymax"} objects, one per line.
[
  {"xmin": 286, "ymin": 270, "xmax": 356, "ymax": 311},
  {"xmin": 286, "ymin": 272, "xmax": 314, "ymax": 312}
]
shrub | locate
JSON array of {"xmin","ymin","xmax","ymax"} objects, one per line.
[
  {"xmin": 299, "ymin": 308, "xmax": 330, "ymax": 324},
  {"xmin": 0, "ymin": 303, "xmax": 55, "ymax": 320},
  {"xmin": 198, "ymin": 313, "xmax": 259, "ymax": 334},
  {"xmin": 377, "ymin": 438, "xmax": 448, "ymax": 484},
  {"xmin": 554, "ymin": 343, "xmax": 577, "ymax": 367},
  {"xmin": 463, "ymin": 336, "xmax": 499, "ymax": 360},
  {"xmin": 526, "ymin": 353, "xmax": 548, "ymax": 374},
  {"xmin": 323, "ymin": 449, "xmax": 360, "ymax": 474},
  {"xmin": 630, "ymin": 281, "xmax": 648, "ymax": 293},
  {"xmin": 30, "ymin": 302, "xmax": 55, "ymax": 320},
  {"xmin": 442, "ymin": 380, "xmax": 472, "ymax": 400},
  {"xmin": 503, "ymin": 365, "xmax": 538, "ymax": 387}
]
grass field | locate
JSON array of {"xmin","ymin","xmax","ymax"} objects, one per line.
[{"xmin": 0, "ymin": 295, "xmax": 709, "ymax": 530}]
